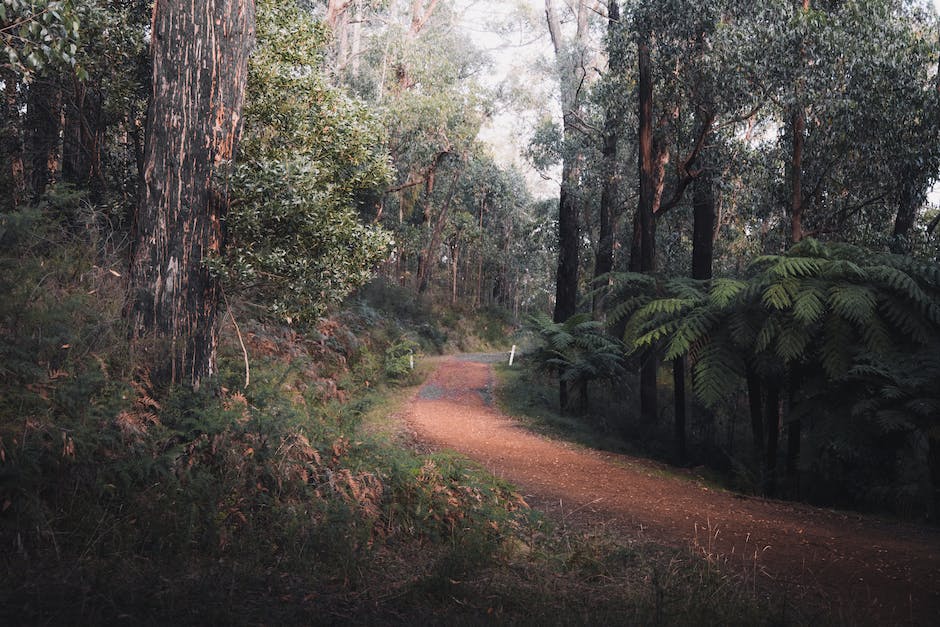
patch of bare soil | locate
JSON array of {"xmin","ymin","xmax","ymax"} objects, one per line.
[{"xmin": 403, "ymin": 356, "xmax": 940, "ymax": 625}]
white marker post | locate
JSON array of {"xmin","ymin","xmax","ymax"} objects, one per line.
[
  {"xmin": 409, "ymin": 351, "xmax": 415, "ymax": 370},
  {"xmin": 509, "ymin": 345, "xmax": 516, "ymax": 366}
]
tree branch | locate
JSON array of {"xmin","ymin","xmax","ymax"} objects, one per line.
[{"xmin": 657, "ymin": 112, "xmax": 715, "ymax": 214}]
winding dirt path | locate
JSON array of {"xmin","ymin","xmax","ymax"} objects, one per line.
[{"xmin": 403, "ymin": 356, "xmax": 940, "ymax": 625}]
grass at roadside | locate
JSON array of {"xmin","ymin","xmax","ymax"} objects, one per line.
[{"xmin": 346, "ymin": 360, "xmax": 800, "ymax": 626}]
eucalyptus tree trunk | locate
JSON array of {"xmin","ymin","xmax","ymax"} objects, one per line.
[
  {"xmin": 417, "ymin": 169, "xmax": 460, "ymax": 293},
  {"xmin": 128, "ymin": 0, "xmax": 254, "ymax": 388},
  {"xmin": 636, "ymin": 28, "xmax": 658, "ymax": 426},
  {"xmin": 763, "ymin": 382, "xmax": 781, "ymax": 497},
  {"xmin": 782, "ymin": 0, "xmax": 812, "ymax": 495},
  {"xmin": 691, "ymin": 173, "xmax": 715, "ymax": 282},
  {"xmin": 592, "ymin": 0, "xmax": 623, "ymax": 318},
  {"xmin": 673, "ymin": 170, "xmax": 717, "ymax": 465},
  {"xmin": 62, "ymin": 77, "xmax": 105, "ymax": 198},
  {"xmin": 545, "ymin": 0, "xmax": 588, "ymax": 327},
  {"xmin": 546, "ymin": 0, "xmax": 590, "ymax": 412},
  {"xmin": 891, "ymin": 184, "xmax": 918, "ymax": 254},
  {"xmin": 746, "ymin": 367, "xmax": 765, "ymax": 468}
]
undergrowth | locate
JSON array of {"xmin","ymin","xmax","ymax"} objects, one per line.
[{"xmin": 1, "ymin": 205, "xmax": 787, "ymax": 624}]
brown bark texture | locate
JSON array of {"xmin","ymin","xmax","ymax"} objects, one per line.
[
  {"xmin": 592, "ymin": 0, "xmax": 622, "ymax": 317},
  {"xmin": 636, "ymin": 37, "xmax": 656, "ymax": 274},
  {"xmin": 129, "ymin": 0, "xmax": 254, "ymax": 388},
  {"xmin": 545, "ymin": 0, "xmax": 588, "ymax": 325},
  {"xmin": 62, "ymin": 78, "xmax": 105, "ymax": 195},
  {"xmin": 691, "ymin": 172, "xmax": 715, "ymax": 281},
  {"xmin": 635, "ymin": 32, "xmax": 659, "ymax": 426}
]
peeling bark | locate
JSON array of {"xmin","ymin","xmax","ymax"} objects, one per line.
[{"xmin": 128, "ymin": 0, "xmax": 255, "ymax": 388}]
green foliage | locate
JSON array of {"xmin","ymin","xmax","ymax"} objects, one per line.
[
  {"xmin": 528, "ymin": 312, "xmax": 625, "ymax": 410},
  {"xmin": 0, "ymin": 0, "xmax": 82, "ymax": 76},
  {"xmin": 612, "ymin": 239, "xmax": 940, "ymax": 512},
  {"xmin": 384, "ymin": 338, "xmax": 420, "ymax": 381},
  {"xmin": 219, "ymin": 0, "xmax": 393, "ymax": 324},
  {"xmin": 619, "ymin": 240, "xmax": 940, "ymax": 406}
]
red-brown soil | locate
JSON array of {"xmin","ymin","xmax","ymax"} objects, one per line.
[{"xmin": 403, "ymin": 356, "xmax": 940, "ymax": 625}]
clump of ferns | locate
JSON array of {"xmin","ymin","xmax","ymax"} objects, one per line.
[
  {"xmin": 527, "ymin": 312, "xmax": 627, "ymax": 412},
  {"xmin": 610, "ymin": 239, "xmax": 940, "ymax": 486}
]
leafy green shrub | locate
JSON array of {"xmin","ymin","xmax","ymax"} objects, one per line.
[
  {"xmin": 214, "ymin": 0, "xmax": 394, "ymax": 324},
  {"xmin": 527, "ymin": 312, "xmax": 626, "ymax": 412},
  {"xmin": 384, "ymin": 339, "xmax": 421, "ymax": 381}
]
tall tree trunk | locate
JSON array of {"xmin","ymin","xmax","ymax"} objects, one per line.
[
  {"xmin": 25, "ymin": 76, "xmax": 61, "ymax": 202},
  {"xmin": 417, "ymin": 169, "xmax": 460, "ymax": 293},
  {"xmin": 763, "ymin": 382, "xmax": 781, "ymax": 497},
  {"xmin": 545, "ymin": 0, "xmax": 586, "ymax": 325},
  {"xmin": 891, "ymin": 182, "xmax": 919, "ymax": 254},
  {"xmin": 786, "ymin": 412, "xmax": 801, "ymax": 497},
  {"xmin": 546, "ymin": 0, "xmax": 589, "ymax": 409},
  {"xmin": 789, "ymin": 0, "xmax": 810, "ymax": 245},
  {"xmin": 636, "ymin": 29, "xmax": 658, "ymax": 426},
  {"xmin": 676, "ymin": 125, "xmax": 717, "ymax": 463},
  {"xmin": 746, "ymin": 367, "xmax": 765, "ymax": 467},
  {"xmin": 785, "ymin": 364, "xmax": 805, "ymax": 498},
  {"xmin": 673, "ymin": 355, "xmax": 687, "ymax": 464},
  {"xmin": 451, "ymin": 243, "xmax": 458, "ymax": 305},
  {"xmin": 928, "ymin": 435, "xmax": 940, "ymax": 521},
  {"xmin": 128, "ymin": 0, "xmax": 254, "ymax": 388},
  {"xmin": 554, "ymin": 162, "xmax": 580, "ymax": 322},
  {"xmin": 62, "ymin": 78, "xmax": 105, "ymax": 197},
  {"xmin": 789, "ymin": 108, "xmax": 805, "ymax": 244},
  {"xmin": 592, "ymin": 0, "xmax": 623, "ymax": 318},
  {"xmin": 691, "ymin": 173, "xmax": 715, "ymax": 281},
  {"xmin": 783, "ymin": 0, "xmax": 811, "ymax": 490},
  {"xmin": 476, "ymin": 196, "xmax": 486, "ymax": 308}
]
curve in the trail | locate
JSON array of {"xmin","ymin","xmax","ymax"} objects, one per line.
[{"xmin": 404, "ymin": 356, "xmax": 940, "ymax": 625}]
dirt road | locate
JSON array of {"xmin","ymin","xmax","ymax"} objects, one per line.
[{"xmin": 403, "ymin": 356, "xmax": 940, "ymax": 625}]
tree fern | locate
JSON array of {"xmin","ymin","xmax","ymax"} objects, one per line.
[
  {"xmin": 708, "ymin": 278, "xmax": 746, "ymax": 307},
  {"xmin": 827, "ymin": 283, "xmax": 877, "ymax": 325},
  {"xmin": 792, "ymin": 284, "xmax": 826, "ymax": 325}
]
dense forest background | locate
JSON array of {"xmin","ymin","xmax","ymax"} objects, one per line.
[{"xmin": 1, "ymin": 0, "xmax": 940, "ymax": 623}]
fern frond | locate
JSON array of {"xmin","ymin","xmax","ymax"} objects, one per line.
[
  {"xmin": 633, "ymin": 319, "xmax": 681, "ymax": 349},
  {"xmin": 775, "ymin": 323, "xmax": 811, "ymax": 362},
  {"xmin": 605, "ymin": 295, "xmax": 653, "ymax": 326},
  {"xmin": 787, "ymin": 237, "xmax": 829, "ymax": 259},
  {"xmin": 754, "ymin": 316, "xmax": 782, "ymax": 353},
  {"xmin": 819, "ymin": 315, "xmax": 855, "ymax": 378},
  {"xmin": 634, "ymin": 297, "xmax": 696, "ymax": 319},
  {"xmin": 821, "ymin": 259, "xmax": 866, "ymax": 281},
  {"xmin": 761, "ymin": 278, "xmax": 798, "ymax": 310},
  {"xmin": 665, "ymin": 308, "xmax": 719, "ymax": 361},
  {"xmin": 691, "ymin": 340, "xmax": 745, "ymax": 407},
  {"xmin": 871, "ymin": 409, "xmax": 915, "ymax": 433},
  {"xmin": 878, "ymin": 299, "xmax": 931, "ymax": 344},
  {"xmin": 861, "ymin": 315, "xmax": 893, "ymax": 355},
  {"xmin": 708, "ymin": 278, "xmax": 746, "ymax": 308},
  {"xmin": 792, "ymin": 284, "xmax": 826, "ymax": 325},
  {"xmin": 828, "ymin": 283, "xmax": 876, "ymax": 325},
  {"xmin": 664, "ymin": 276, "xmax": 707, "ymax": 301},
  {"xmin": 769, "ymin": 255, "xmax": 823, "ymax": 278}
]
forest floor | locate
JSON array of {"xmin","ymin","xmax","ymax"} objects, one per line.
[{"xmin": 403, "ymin": 355, "xmax": 940, "ymax": 625}]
